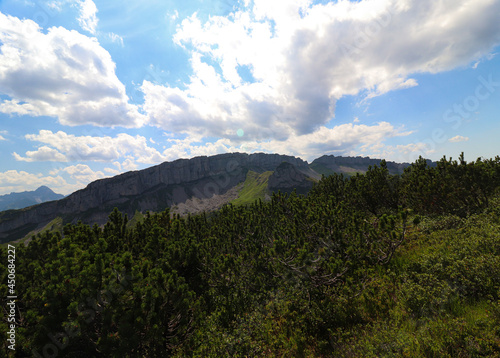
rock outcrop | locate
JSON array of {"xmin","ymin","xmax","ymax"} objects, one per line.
[{"xmin": 268, "ymin": 162, "xmax": 315, "ymax": 195}]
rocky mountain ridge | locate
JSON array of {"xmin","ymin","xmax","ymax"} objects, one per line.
[
  {"xmin": 0, "ymin": 153, "xmax": 428, "ymax": 243},
  {"xmin": 0, "ymin": 153, "xmax": 310, "ymax": 242}
]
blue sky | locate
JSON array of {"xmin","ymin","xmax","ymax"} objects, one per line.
[{"xmin": 0, "ymin": 0, "xmax": 499, "ymax": 195}]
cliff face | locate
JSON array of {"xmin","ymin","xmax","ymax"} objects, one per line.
[
  {"xmin": 0, "ymin": 152, "xmax": 309, "ymax": 242},
  {"xmin": 310, "ymin": 155, "xmax": 412, "ymax": 175},
  {"xmin": 268, "ymin": 162, "xmax": 315, "ymax": 195}
]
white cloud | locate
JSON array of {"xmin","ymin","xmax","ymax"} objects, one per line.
[
  {"xmin": 108, "ymin": 32, "xmax": 124, "ymax": 46},
  {"xmin": 361, "ymin": 141, "xmax": 439, "ymax": 164},
  {"xmin": 0, "ymin": 135, "xmax": 5, "ymax": 141},
  {"xmin": 169, "ymin": 10, "xmax": 179, "ymax": 21},
  {"xmin": 13, "ymin": 146, "xmax": 67, "ymax": 162},
  {"xmin": 78, "ymin": 0, "xmax": 98, "ymax": 34},
  {"xmin": 59, "ymin": 164, "xmax": 106, "ymax": 183},
  {"xmin": 142, "ymin": 0, "xmax": 500, "ymax": 142},
  {"xmin": 104, "ymin": 167, "xmax": 121, "ymax": 175},
  {"xmin": 121, "ymin": 158, "xmax": 138, "ymax": 171},
  {"xmin": 242, "ymin": 121, "xmax": 413, "ymax": 161},
  {"xmin": 142, "ymin": 121, "xmax": 411, "ymax": 162},
  {"xmin": 14, "ymin": 130, "xmax": 167, "ymax": 164},
  {"xmin": 0, "ymin": 170, "xmax": 73, "ymax": 195},
  {"xmin": 0, "ymin": 12, "xmax": 144, "ymax": 128},
  {"xmin": 16, "ymin": 120, "xmax": 412, "ymax": 165},
  {"xmin": 449, "ymin": 135, "xmax": 469, "ymax": 143}
]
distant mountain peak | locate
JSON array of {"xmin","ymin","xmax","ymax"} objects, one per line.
[
  {"xmin": 35, "ymin": 185, "xmax": 53, "ymax": 192},
  {"xmin": 0, "ymin": 186, "xmax": 64, "ymax": 213}
]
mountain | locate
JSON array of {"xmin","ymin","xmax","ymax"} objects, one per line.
[
  {"xmin": 0, "ymin": 153, "xmax": 426, "ymax": 244},
  {"xmin": 0, "ymin": 186, "xmax": 64, "ymax": 212},
  {"xmin": 0, "ymin": 153, "xmax": 314, "ymax": 243}
]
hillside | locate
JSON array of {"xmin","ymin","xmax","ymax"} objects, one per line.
[
  {"xmin": 2, "ymin": 154, "xmax": 500, "ymax": 357},
  {"xmin": 0, "ymin": 186, "xmax": 64, "ymax": 212}
]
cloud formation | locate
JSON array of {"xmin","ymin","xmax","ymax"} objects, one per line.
[
  {"xmin": 449, "ymin": 135, "xmax": 470, "ymax": 143},
  {"xmin": 13, "ymin": 120, "xmax": 412, "ymax": 167},
  {"xmin": 142, "ymin": 0, "xmax": 500, "ymax": 142},
  {"xmin": 0, "ymin": 12, "xmax": 144, "ymax": 128},
  {"xmin": 0, "ymin": 163, "xmax": 120, "ymax": 195},
  {"xmin": 13, "ymin": 130, "xmax": 166, "ymax": 164},
  {"xmin": 78, "ymin": 0, "xmax": 98, "ymax": 34},
  {"xmin": 0, "ymin": 170, "xmax": 68, "ymax": 195}
]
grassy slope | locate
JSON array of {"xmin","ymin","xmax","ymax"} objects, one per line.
[
  {"xmin": 309, "ymin": 163, "xmax": 337, "ymax": 177},
  {"xmin": 126, "ymin": 210, "xmax": 145, "ymax": 229},
  {"xmin": 231, "ymin": 171, "xmax": 273, "ymax": 206}
]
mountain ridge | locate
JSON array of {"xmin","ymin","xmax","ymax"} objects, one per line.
[
  {"xmin": 0, "ymin": 153, "xmax": 429, "ymax": 243},
  {"xmin": 0, "ymin": 152, "xmax": 310, "ymax": 242}
]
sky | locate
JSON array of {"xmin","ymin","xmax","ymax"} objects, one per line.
[{"xmin": 0, "ymin": 0, "xmax": 499, "ymax": 196}]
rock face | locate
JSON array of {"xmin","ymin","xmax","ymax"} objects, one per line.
[
  {"xmin": 0, "ymin": 152, "xmax": 310, "ymax": 242},
  {"xmin": 268, "ymin": 162, "xmax": 315, "ymax": 195},
  {"xmin": 310, "ymin": 155, "xmax": 413, "ymax": 175},
  {"xmin": 0, "ymin": 186, "xmax": 64, "ymax": 212}
]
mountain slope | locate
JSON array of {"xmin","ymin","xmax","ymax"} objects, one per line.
[
  {"xmin": 0, "ymin": 186, "xmax": 64, "ymax": 212},
  {"xmin": 231, "ymin": 171, "xmax": 274, "ymax": 206}
]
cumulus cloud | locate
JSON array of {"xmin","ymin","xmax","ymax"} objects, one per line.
[
  {"xmin": 239, "ymin": 121, "xmax": 413, "ymax": 161},
  {"xmin": 46, "ymin": 164, "xmax": 122, "ymax": 194},
  {"xmin": 13, "ymin": 121, "xmax": 413, "ymax": 166},
  {"xmin": 13, "ymin": 130, "xmax": 167, "ymax": 164},
  {"xmin": 0, "ymin": 170, "xmax": 71, "ymax": 195},
  {"xmin": 78, "ymin": 0, "xmax": 98, "ymax": 34},
  {"xmin": 449, "ymin": 135, "xmax": 470, "ymax": 143},
  {"xmin": 104, "ymin": 167, "xmax": 121, "ymax": 175},
  {"xmin": 121, "ymin": 158, "xmax": 138, "ymax": 171},
  {"xmin": 142, "ymin": 0, "xmax": 500, "ymax": 141},
  {"xmin": 0, "ymin": 12, "xmax": 144, "ymax": 127},
  {"xmin": 58, "ymin": 164, "xmax": 106, "ymax": 183},
  {"xmin": 13, "ymin": 146, "xmax": 67, "ymax": 162},
  {"xmin": 150, "ymin": 121, "xmax": 412, "ymax": 162}
]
